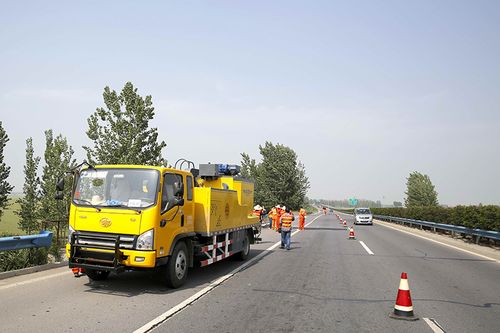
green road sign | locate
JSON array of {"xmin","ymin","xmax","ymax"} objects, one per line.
[{"xmin": 348, "ymin": 197, "xmax": 358, "ymax": 206}]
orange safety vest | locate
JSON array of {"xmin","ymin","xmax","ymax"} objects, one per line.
[
  {"xmin": 280, "ymin": 212, "xmax": 294, "ymax": 232},
  {"xmin": 253, "ymin": 210, "xmax": 261, "ymax": 217},
  {"xmin": 271, "ymin": 208, "xmax": 279, "ymax": 229}
]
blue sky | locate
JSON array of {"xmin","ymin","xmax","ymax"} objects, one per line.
[{"xmin": 1, "ymin": 1, "xmax": 499, "ymax": 205}]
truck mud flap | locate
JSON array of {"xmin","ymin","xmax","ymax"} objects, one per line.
[{"xmin": 252, "ymin": 226, "xmax": 261, "ymax": 243}]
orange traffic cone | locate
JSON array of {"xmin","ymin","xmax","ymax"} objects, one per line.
[
  {"xmin": 343, "ymin": 220, "xmax": 347, "ymax": 227},
  {"xmin": 348, "ymin": 226, "xmax": 355, "ymax": 239},
  {"xmin": 390, "ymin": 272, "xmax": 418, "ymax": 321}
]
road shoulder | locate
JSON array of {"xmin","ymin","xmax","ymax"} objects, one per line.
[{"xmin": 374, "ymin": 218, "xmax": 500, "ymax": 263}]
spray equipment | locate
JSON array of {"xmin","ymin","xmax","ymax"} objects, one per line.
[{"xmin": 199, "ymin": 163, "xmax": 241, "ymax": 180}]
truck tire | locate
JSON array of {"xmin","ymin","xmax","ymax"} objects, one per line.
[
  {"xmin": 86, "ymin": 269, "xmax": 110, "ymax": 281},
  {"xmin": 236, "ymin": 232, "xmax": 250, "ymax": 261},
  {"xmin": 165, "ymin": 241, "xmax": 188, "ymax": 288}
]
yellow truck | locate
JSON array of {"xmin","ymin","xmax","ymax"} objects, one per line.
[{"xmin": 58, "ymin": 162, "xmax": 260, "ymax": 288}]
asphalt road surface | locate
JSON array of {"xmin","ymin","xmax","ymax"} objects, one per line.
[{"xmin": 1, "ymin": 212, "xmax": 499, "ymax": 333}]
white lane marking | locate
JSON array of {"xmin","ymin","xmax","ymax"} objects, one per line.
[
  {"xmin": 135, "ymin": 216, "xmax": 322, "ymax": 333},
  {"xmin": 423, "ymin": 318, "xmax": 446, "ymax": 333},
  {"xmin": 359, "ymin": 241, "xmax": 374, "ymax": 255},
  {"xmin": 134, "ymin": 215, "xmax": 322, "ymax": 333},
  {"xmin": 375, "ymin": 220, "xmax": 499, "ymax": 264},
  {"xmin": 0, "ymin": 271, "xmax": 69, "ymax": 291}
]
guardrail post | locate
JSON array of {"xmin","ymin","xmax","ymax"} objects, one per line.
[{"xmin": 476, "ymin": 236, "xmax": 480, "ymax": 244}]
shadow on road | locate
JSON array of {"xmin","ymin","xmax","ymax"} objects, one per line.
[{"xmin": 81, "ymin": 249, "xmax": 269, "ymax": 298}]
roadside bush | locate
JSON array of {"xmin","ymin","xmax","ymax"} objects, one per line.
[
  {"xmin": 0, "ymin": 248, "xmax": 48, "ymax": 272},
  {"xmin": 371, "ymin": 205, "xmax": 500, "ymax": 231}
]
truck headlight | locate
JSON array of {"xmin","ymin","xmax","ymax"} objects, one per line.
[
  {"xmin": 137, "ymin": 229, "xmax": 154, "ymax": 250},
  {"xmin": 68, "ymin": 225, "xmax": 75, "ymax": 243}
]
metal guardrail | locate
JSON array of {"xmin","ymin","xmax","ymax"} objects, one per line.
[
  {"xmin": 0, "ymin": 231, "xmax": 53, "ymax": 251},
  {"xmin": 374, "ymin": 215, "xmax": 500, "ymax": 244}
]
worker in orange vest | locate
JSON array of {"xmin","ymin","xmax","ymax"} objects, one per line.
[
  {"xmin": 253, "ymin": 205, "xmax": 263, "ymax": 223},
  {"xmin": 279, "ymin": 207, "xmax": 295, "ymax": 250},
  {"xmin": 276, "ymin": 205, "xmax": 285, "ymax": 232},
  {"xmin": 269, "ymin": 206, "xmax": 276, "ymax": 229},
  {"xmin": 299, "ymin": 207, "xmax": 306, "ymax": 230},
  {"xmin": 271, "ymin": 206, "xmax": 280, "ymax": 230}
]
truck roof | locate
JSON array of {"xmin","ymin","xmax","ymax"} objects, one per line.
[{"xmin": 91, "ymin": 164, "xmax": 192, "ymax": 176}]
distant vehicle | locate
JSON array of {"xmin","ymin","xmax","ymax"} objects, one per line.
[{"xmin": 354, "ymin": 208, "xmax": 373, "ymax": 225}]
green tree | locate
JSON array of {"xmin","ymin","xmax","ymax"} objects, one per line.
[
  {"xmin": 84, "ymin": 82, "xmax": 167, "ymax": 165},
  {"xmin": 404, "ymin": 171, "xmax": 439, "ymax": 207},
  {"xmin": 240, "ymin": 152, "xmax": 259, "ymax": 180},
  {"xmin": 0, "ymin": 121, "xmax": 14, "ymax": 222},
  {"xmin": 242, "ymin": 142, "xmax": 310, "ymax": 210},
  {"xmin": 40, "ymin": 130, "xmax": 75, "ymax": 259},
  {"xmin": 16, "ymin": 138, "xmax": 41, "ymax": 234}
]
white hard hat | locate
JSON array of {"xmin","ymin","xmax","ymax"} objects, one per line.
[
  {"xmin": 275, "ymin": 205, "xmax": 280, "ymax": 208},
  {"xmin": 254, "ymin": 205, "xmax": 262, "ymax": 210},
  {"xmin": 282, "ymin": 206, "xmax": 286, "ymax": 211}
]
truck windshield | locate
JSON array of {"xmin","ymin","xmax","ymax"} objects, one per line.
[{"xmin": 73, "ymin": 168, "xmax": 159, "ymax": 209}]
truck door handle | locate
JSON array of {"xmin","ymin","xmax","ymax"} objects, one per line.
[{"xmin": 181, "ymin": 214, "xmax": 184, "ymax": 227}]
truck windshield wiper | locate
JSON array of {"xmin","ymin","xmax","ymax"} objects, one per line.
[{"xmin": 74, "ymin": 199, "xmax": 101, "ymax": 212}]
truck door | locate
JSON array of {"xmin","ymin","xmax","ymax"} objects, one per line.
[{"xmin": 158, "ymin": 173, "xmax": 193, "ymax": 257}]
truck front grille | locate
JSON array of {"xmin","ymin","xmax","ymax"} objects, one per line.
[{"xmin": 75, "ymin": 231, "xmax": 136, "ymax": 250}]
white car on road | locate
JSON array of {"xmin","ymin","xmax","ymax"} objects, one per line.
[{"xmin": 354, "ymin": 208, "xmax": 373, "ymax": 225}]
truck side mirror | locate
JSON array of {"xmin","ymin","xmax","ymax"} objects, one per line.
[{"xmin": 56, "ymin": 178, "xmax": 65, "ymax": 191}]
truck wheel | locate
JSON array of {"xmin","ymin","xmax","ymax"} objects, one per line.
[
  {"xmin": 165, "ymin": 241, "xmax": 188, "ymax": 288},
  {"xmin": 86, "ymin": 269, "xmax": 110, "ymax": 281},
  {"xmin": 236, "ymin": 232, "xmax": 250, "ymax": 261}
]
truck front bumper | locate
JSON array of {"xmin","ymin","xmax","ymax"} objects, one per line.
[{"xmin": 66, "ymin": 243, "xmax": 157, "ymax": 271}]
